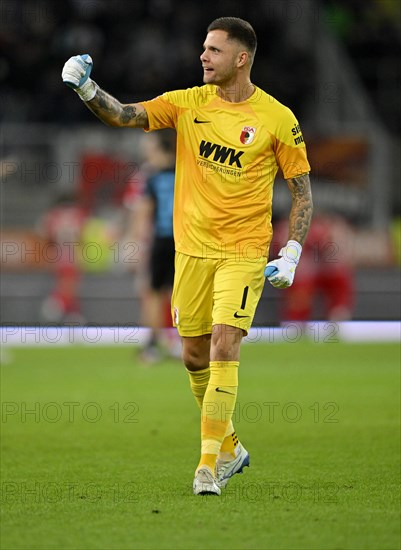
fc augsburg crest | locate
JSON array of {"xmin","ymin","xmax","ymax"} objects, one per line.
[{"xmin": 240, "ymin": 126, "xmax": 256, "ymax": 145}]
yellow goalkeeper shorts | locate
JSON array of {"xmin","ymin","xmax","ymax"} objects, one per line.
[{"xmin": 171, "ymin": 252, "xmax": 266, "ymax": 337}]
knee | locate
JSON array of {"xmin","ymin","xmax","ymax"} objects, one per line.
[
  {"xmin": 182, "ymin": 342, "xmax": 209, "ymax": 372},
  {"xmin": 210, "ymin": 324, "xmax": 243, "ymax": 361}
]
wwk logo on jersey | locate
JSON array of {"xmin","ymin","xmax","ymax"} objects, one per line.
[
  {"xmin": 199, "ymin": 140, "xmax": 244, "ymax": 168},
  {"xmin": 240, "ymin": 126, "xmax": 256, "ymax": 145}
]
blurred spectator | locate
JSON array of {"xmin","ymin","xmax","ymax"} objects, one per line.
[
  {"xmin": 323, "ymin": 0, "xmax": 401, "ymax": 134},
  {"xmin": 272, "ymin": 213, "xmax": 355, "ymax": 321},
  {"xmin": 0, "ymin": 0, "xmax": 316, "ymax": 125},
  {"xmin": 37, "ymin": 192, "xmax": 88, "ymax": 322},
  {"xmin": 2, "ymin": 0, "xmax": 399, "ymax": 133}
]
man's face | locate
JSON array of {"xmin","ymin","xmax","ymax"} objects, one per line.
[{"xmin": 200, "ymin": 30, "xmax": 242, "ymax": 85}]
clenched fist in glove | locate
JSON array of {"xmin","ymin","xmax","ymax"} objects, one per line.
[
  {"xmin": 264, "ymin": 240, "xmax": 302, "ymax": 288},
  {"xmin": 62, "ymin": 54, "xmax": 97, "ymax": 101}
]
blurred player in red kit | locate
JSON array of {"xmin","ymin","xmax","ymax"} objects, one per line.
[
  {"xmin": 39, "ymin": 194, "xmax": 88, "ymax": 323},
  {"xmin": 273, "ymin": 213, "xmax": 355, "ymax": 321}
]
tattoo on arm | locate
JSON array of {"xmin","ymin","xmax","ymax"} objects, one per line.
[
  {"xmin": 120, "ymin": 105, "xmax": 136, "ymax": 125},
  {"xmin": 86, "ymin": 88, "xmax": 120, "ymax": 122},
  {"xmin": 286, "ymin": 173, "xmax": 313, "ymax": 245},
  {"xmin": 85, "ymin": 87, "xmax": 148, "ymax": 128}
]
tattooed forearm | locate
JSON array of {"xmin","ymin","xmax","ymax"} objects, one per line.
[
  {"xmin": 85, "ymin": 88, "xmax": 120, "ymax": 123},
  {"xmin": 120, "ymin": 105, "xmax": 136, "ymax": 125},
  {"xmin": 286, "ymin": 173, "xmax": 313, "ymax": 245},
  {"xmin": 84, "ymin": 87, "xmax": 148, "ymax": 128}
]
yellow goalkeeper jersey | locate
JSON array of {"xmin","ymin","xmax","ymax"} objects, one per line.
[{"xmin": 140, "ymin": 85, "xmax": 310, "ymax": 259}]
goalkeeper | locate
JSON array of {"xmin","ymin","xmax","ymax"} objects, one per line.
[{"xmin": 62, "ymin": 17, "xmax": 313, "ymax": 496}]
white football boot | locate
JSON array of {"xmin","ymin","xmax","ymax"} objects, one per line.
[
  {"xmin": 216, "ymin": 444, "xmax": 250, "ymax": 489},
  {"xmin": 193, "ymin": 466, "xmax": 221, "ymax": 496}
]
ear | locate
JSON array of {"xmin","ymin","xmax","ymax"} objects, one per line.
[{"xmin": 237, "ymin": 51, "xmax": 249, "ymax": 68}]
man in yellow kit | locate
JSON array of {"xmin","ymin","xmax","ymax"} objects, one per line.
[{"xmin": 62, "ymin": 17, "xmax": 313, "ymax": 495}]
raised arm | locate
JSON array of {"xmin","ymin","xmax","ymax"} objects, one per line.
[
  {"xmin": 286, "ymin": 173, "xmax": 313, "ymax": 246},
  {"xmin": 85, "ymin": 88, "xmax": 148, "ymax": 128},
  {"xmin": 61, "ymin": 54, "xmax": 148, "ymax": 128}
]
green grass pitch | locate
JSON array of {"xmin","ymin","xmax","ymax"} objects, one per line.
[{"xmin": 1, "ymin": 341, "xmax": 400, "ymax": 549}]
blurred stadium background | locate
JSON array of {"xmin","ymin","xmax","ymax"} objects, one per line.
[
  {"xmin": 1, "ymin": 0, "xmax": 400, "ymax": 329},
  {"xmin": 1, "ymin": 4, "xmax": 400, "ymax": 549}
]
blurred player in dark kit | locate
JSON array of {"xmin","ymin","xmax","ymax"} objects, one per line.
[{"xmin": 131, "ymin": 131, "xmax": 177, "ymax": 363}]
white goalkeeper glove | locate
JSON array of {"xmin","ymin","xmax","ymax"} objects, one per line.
[
  {"xmin": 62, "ymin": 54, "xmax": 97, "ymax": 101},
  {"xmin": 264, "ymin": 240, "xmax": 302, "ymax": 288}
]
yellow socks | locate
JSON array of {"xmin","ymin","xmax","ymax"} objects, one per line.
[
  {"xmin": 186, "ymin": 364, "xmax": 240, "ymax": 469},
  {"xmin": 220, "ymin": 427, "xmax": 239, "ymax": 459},
  {"xmin": 186, "ymin": 367, "xmax": 210, "ymax": 409},
  {"xmin": 197, "ymin": 361, "xmax": 239, "ymax": 472}
]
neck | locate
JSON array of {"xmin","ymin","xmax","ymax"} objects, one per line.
[{"xmin": 217, "ymin": 78, "xmax": 255, "ymax": 103}]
